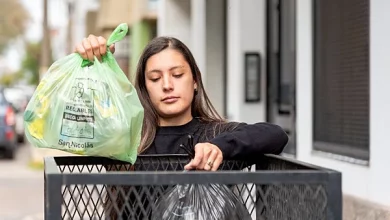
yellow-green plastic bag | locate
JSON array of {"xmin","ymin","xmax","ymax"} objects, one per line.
[{"xmin": 24, "ymin": 24, "xmax": 144, "ymax": 164}]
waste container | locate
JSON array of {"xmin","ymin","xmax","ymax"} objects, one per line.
[{"xmin": 44, "ymin": 154, "xmax": 342, "ymax": 220}]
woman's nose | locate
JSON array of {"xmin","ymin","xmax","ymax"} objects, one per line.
[{"xmin": 162, "ymin": 75, "xmax": 173, "ymax": 91}]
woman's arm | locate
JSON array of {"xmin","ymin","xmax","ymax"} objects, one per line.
[{"xmin": 208, "ymin": 122, "xmax": 289, "ymax": 160}]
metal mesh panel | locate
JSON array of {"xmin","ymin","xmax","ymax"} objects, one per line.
[
  {"xmin": 59, "ymin": 183, "xmax": 327, "ymax": 220},
  {"xmin": 55, "ymin": 156, "xmax": 329, "ymax": 220}
]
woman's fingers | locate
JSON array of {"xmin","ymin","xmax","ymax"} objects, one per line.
[
  {"xmin": 211, "ymin": 153, "xmax": 223, "ymax": 171},
  {"xmin": 97, "ymin": 36, "xmax": 107, "ymax": 56},
  {"xmin": 184, "ymin": 143, "xmax": 223, "ymax": 171},
  {"xmin": 88, "ymin": 35, "xmax": 102, "ymax": 61},
  {"xmin": 75, "ymin": 44, "xmax": 87, "ymax": 60},
  {"xmin": 82, "ymin": 38, "xmax": 94, "ymax": 61},
  {"xmin": 198, "ymin": 147, "xmax": 212, "ymax": 170},
  {"xmin": 74, "ymin": 35, "xmax": 110, "ymax": 62},
  {"xmin": 204, "ymin": 149, "xmax": 218, "ymax": 171}
]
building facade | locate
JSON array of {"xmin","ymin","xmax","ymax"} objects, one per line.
[
  {"xmin": 158, "ymin": 0, "xmax": 390, "ymax": 215},
  {"xmin": 69, "ymin": 0, "xmax": 100, "ymax": 52},
  {"xmin": 82, "ymin": 0, "xmax": 157, "ymax": 81}
]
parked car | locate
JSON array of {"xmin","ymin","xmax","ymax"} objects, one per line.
[
  {"xmin": 3, "ymin": 86, "xmax": 32, "ymax": 143},
  {"xmin": 0, "ymin": 87, "xmax": 17, "ymax": 159}
]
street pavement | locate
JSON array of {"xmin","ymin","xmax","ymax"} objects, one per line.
[{"xmin": 0, "ymin": 143, "xmax": 44, "ymax": 220}]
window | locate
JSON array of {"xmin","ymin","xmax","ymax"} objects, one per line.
[{"xmin": 313, "ymin": 0, "xmax": 370, "ymax": 161}]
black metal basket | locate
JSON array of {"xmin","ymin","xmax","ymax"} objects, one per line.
[{"xmin": 44, "ymin": 154, "xmax": 342, "ymax": 220}]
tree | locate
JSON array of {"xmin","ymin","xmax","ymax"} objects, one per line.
[
  {"xmin": 0, "ymin": 0, "xmax": 29, "ymax": 53},
  {"xmin": 0, "ymin": 41, "xmax": 42, "ymax": 86},
  {"xmin": 21, "ymin": 41, "xmax": 42, "ymax": 85}
]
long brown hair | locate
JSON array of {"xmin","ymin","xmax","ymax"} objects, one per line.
[{"xmin": 135, "ymin": 36, "xmax": 224, "ymax": 153}]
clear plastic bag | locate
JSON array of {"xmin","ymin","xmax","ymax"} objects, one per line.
[
  {"xmin": 152, "ymin": 181, "xmax": 252, "ymax": 220},
  {"xmin": 23, "ymin": 23, "xmax": 144, "ymax": 164}
]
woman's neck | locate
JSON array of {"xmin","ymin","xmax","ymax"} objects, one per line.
[{"xmin": 159, "ymin": 115, "xmax": 193, "ymax": 127}]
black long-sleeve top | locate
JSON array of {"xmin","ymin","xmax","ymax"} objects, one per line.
[{"xmin": 142, "ymin": 117, "xmax": 289, "ymax": 160}]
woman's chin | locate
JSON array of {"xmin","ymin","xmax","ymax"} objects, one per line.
[
  {"xmin": 159, "ymin": 108, "xmax": 191, "ymax": 119},
  {"xmin": 160, "ymin": 110, "xmax": 184, "ymax": 118}
]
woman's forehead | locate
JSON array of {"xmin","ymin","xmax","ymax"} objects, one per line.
[{"xmin": 146, "ymin": 49, "xmax": 189, "ymax": 72}]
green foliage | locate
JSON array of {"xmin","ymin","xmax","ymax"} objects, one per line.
[
  {"xmin": 0, "ymin": 41, "xmax": 41, "ymax": 86},
  {"xmin": 0, "ymin": 71, "xmax": 23, "ymax": 86},
  {"xmin": 21, "ymin": 41, "xmax": 41, "ymax": 85}
]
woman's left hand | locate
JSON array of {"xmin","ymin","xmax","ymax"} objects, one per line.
[{"xmin": 184, "ymin": 143, "xmax": 223, "ymax": 171}]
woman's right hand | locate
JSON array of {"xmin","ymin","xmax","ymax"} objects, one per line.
[{"xmin": 74, "ymin": 35, "xmax": 115, "ymax": 62}]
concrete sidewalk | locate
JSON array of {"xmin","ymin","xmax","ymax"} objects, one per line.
[{"xmin": 343, "ymin": 195, "xmax": 390, "ymax": 220}]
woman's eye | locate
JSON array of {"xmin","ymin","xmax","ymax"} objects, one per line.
[
  {"xmin": 150, "ymin": 78, "xmax": 160, "ymax": 82},
  {"xmin": 173, "ymin": 74, "xmax": 183, "ymax": 78}
]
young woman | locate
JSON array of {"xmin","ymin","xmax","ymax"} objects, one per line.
[{"xmin": 75, "ymin": 35, "xmax": 289, "ymax": 171}]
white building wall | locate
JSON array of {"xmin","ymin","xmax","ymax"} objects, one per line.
[
  {"xmin": 191, "ymin": 0, "xmax": 206, "ymax": 82},
  {"xmin": 296, "ymin": 0, "xmax": 390, "ymax": 207},
  {"xmin": 157, "ymin": 0, "xmax": 192, "ymax": 47},
  {"xmin": 227, "ymin": 0, "xmax": 266, "ymax": 123},
  {"xmin": 71, "ymin": 0, "xmax": 100, "ymax": 48},
  {"xmin": 226, "ymin": 0, "xmax": 241, "ymax": 121},
  {"xmin": 49, "ymin": 0, "xmax": 68, "ymax": 60},
  {"xmin": 368, "ymin": 0, "xmax": 390, "ymax": 206},
  {"xmin": 205, "ymin": 0, "xmax": 225, "ymax": 116}
]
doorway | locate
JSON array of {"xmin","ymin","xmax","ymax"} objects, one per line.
[{"xmin": 266, "ymin": 0, "xmax": 297, "ymax": 156}]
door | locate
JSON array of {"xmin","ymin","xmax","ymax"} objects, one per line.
[{"xmin": 266, "ymin": 0, "xmax": 296, "ymax": 156}]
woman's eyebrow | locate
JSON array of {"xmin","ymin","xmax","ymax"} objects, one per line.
[
  {"xmin": 146, "ymin": 65, "xmax": 185, "ymax": 75},
  {"xmin": 169, "ymin": 65, "xmax": 185, "ymax": 71}
]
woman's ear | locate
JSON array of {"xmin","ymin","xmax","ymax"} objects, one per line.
[{"xmin": 193, "ymin": 83, "xmax": 198, "ymax": 95}]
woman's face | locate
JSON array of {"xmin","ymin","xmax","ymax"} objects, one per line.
[{"xmin": 145, "ymin": 48, "xmax": 197, "ymax": 124}]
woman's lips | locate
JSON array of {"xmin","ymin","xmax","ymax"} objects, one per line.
[{"xmin": 162, "ymin": 97, "xmax": 179, "ymax": 104}]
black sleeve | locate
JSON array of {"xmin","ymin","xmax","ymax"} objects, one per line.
[{"xmin": 208, "ymin": 122, "xmax": 289, "ymax": 160}]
